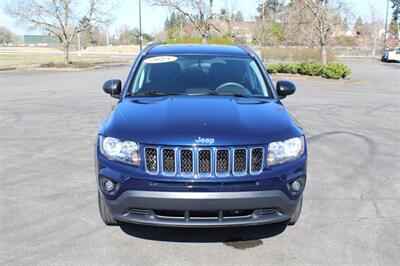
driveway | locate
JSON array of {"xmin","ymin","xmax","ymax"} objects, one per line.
[{"xmin": 0, "ymin": 59, "xmax": 399, "ymax": 265}]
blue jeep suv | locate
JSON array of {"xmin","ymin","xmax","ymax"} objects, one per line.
[{"xmin": 95, "ymin": 44, "xmax": 307, "ymax": 227}]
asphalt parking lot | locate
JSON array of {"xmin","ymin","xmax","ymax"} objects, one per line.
[{"xmin": 1, "ymin": 59, "xmax": 399, "ymax": 265}]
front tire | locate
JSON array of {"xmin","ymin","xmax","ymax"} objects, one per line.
[
  {"xmin": 288, "ymin": 195, "xmax": 303, "ymax": 225},
  {"xmin": 98, "ymin": 191, "xmax": 118, "ymax": 225}
]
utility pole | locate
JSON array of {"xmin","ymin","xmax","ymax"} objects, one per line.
[
  {"xmin": 373, "ymin": 30, "xmax": 377, "ymax": 57},
  {"xmin": 262, "ymin": 0, "xmax": 265, "ymax": 21},
  {"xmin": 139, "ymin": 0, "xmax": 143, "ymax": 51},
  {"xmin": 105, "ymin": 25, "xmax": 110, "ymax": 46},
  {"xmin": 384, "ymin": 0, "xmax": 389, "ymax": 49},
  {"xmin": 77, "ymin": 31, "xmax": 81, "ymax": 56}
]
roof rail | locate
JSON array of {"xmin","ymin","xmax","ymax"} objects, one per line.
[
  {"xmin": 142, "ymin": 42, "xmax": 161, "ymax": 55},
  {"xmin": 236, "ymin": 44, "xmax": 257, "ymax": 57}
]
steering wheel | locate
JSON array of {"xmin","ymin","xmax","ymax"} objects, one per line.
[{"xmin": 215, "ymin": 82, "xmax": 251, "ymax": 95}]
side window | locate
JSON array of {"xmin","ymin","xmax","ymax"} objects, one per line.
[
  {"xmin": 132, "ymin": 64, "xmax": 148, "ymax": 92},
  {"xmin": 137, "ymin": 66, "xmax": 146, "ymax": 88},
  {"xmin": 249, "ymin": 61, "xmax": 268, "ymax": 96},
  {"xmin": 245, "ymin": 63, "xmax": 259, "ymax": 92}
]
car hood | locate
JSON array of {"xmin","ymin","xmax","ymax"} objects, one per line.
[{"xmin": 101, "ymin": 96, "xmax": 303, "ymax": 146}]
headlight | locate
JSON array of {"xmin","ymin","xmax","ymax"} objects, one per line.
[
  {"xmin": 267, "ymin": 136, "xmax": 305, "ymax": 166},
  {"xmin": 99, "ymin": 136, "xmax": 141, "ymax": 166}
]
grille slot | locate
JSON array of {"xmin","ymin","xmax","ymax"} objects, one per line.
[
  {"xmin": 198, "ymin": 149, "xmax": 212, "ymax": 175},
  {"xmin": 145, "ymin": 148, "xmax": 158, "ymax": 174},
  {"xmin": 257, "ymin": 208, "xmax": 278, "ymax": 215},
  {"xmin": 129, "ymin": 209, "xmax": 152, "ymax": 215},
  {"xmin": 216, "ymin": 149, "xmax": 229, "ymax": 176},
  {"xmin": 250, "ymin": 148, "xmax": 264, "ymax": 174},
  {"xmin": 154, "ymin": 210, "xmax": 186, "ymax": 219},
  {"xmin": 162, "ymin": 148, "xmax": 176, "ymax": 174},
  {"xmin": 233, "ymin": 149, "xmax": 247, "ymax": 175},
  {"xmin": 180, "ymin": 149, "xmax": 194, "ymax": 175},
  {"xmin": 223, "ymin": 210, "xmax": 253, "ymax": 217}
]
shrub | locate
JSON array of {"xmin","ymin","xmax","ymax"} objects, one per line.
[
  {"xmin": 266, "ymin": 62, "xmax": 351, "ymax": 79},
  {"xmin": 298, "ymin": 62, "xmax": 323, "ymax": 76},
  {"xmin": 321, "ymin": 63, "xmax": 352, "ymax": 79},
  {"xmin": 278, "ymin": 63, "xmax": 299, "ymax": 74},
  {"xmin": 267, "ymin": 63, "xmax": 279, "ymax": 74}
]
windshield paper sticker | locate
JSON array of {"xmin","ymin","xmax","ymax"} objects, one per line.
[{"xmin": 144, "ymin": 56, "xmax": 178, "ymax": 64}]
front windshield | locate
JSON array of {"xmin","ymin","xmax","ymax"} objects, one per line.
[{"xmin": 128, "ymin": 55, "xmax": 272, "ymax": 98}]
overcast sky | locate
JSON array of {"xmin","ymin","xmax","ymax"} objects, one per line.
[{"xmin": 0, "ymin": 0, "xmax": 392, "ymax": 36}]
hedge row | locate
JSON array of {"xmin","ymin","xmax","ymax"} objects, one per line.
[{"xmin": 266, "ymin": 62, "xmax": 351, "ymax": 79}]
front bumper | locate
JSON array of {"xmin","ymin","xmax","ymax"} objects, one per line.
[{"xmin": 102, "ymin": 190, "xmax": 301, "ymax": 227}]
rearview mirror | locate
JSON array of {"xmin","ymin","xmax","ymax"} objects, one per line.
[
  {"xmin": 276, "ymin": 80, "xmax": 296, "ymax": 99},
  {"xmin": 103, "ymin": 79, "xmax": 121, "ymax": 98}
]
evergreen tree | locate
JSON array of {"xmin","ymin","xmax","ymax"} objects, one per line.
[
  {"xmin": 220, "ymin": 8, "xmax": 228, "ymax": 21},
  {"xmin": 256, "ymin": 0, "xmax": 283, "ymax": 21},
  {"xmin": 354, "ymin": 16, "xmax": 363, "ymax": 35},
  {"xmin": 235, "ymin": 11, "xmax": 244, "ymax": 22},
  {"xmin": 392, "ymin": 0, "xmax": 400, "ymax": 21},
  {"xmin": 389, "ymin": 19, "xmax": 399, "ymax": 36}
]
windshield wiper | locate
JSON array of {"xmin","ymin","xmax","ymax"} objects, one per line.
[
  {"xmin": 187, "ymin": 91, "xmax": 220, "ymax": 96},
  {"xmin": 127, "ymin": 90, "xmax": 182, "ymax": 97},
  {"xmin": 129, "ymin": 90, "xmax": 267, "ymax": 99},
  {"xmin": 188, "ymin": 91, "xmax": 252, "ymax": 98},
  {"xmin": 223, "ymin": 93, "xmax": 252, "ymax": 98}
]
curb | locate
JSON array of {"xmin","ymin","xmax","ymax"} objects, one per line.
[
  {"xmin": 270, "ymin": 73, "xmax": 350, "ymax": 81},
  {"xmin": 0, "ymin": 62, "xmax": 130, "ymax": 72},
  {"xmin": 0, "ymin": 67, "xmax": 17, "ymax": 71}
]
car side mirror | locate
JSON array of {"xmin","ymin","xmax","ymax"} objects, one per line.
[
  {"xmin": 276, "ymin": 80, "xmax": 296, "ymax": 99},
  {"xmin": 103, "ymin": 79, "xmax": 122, "ymax": 98}
]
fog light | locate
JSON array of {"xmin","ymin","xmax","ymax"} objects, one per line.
[
  {"xmin": 131, "ymin": 151, "xmax": 141, "ymax": 165},
  {"xmin": 103, "ymin": 180, "xmax": 115, "ymax": 192},
  {"xmin": 291, "ymin": 180, "xmax": 302, "ymax": 192}
]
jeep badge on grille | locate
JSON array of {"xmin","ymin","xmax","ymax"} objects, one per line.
[{"xmin": 195, "ymin": 137, "xmax": 215, "ymax": 144}]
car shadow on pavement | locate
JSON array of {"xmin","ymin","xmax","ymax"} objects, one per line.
[{"xmin": 119, "ymin": 222, "xmax": 287, "ymax": 244}]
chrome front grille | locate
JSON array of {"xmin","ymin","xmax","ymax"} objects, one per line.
[
  {"xmin": 216, "ymin": 149, "xmax": 229, "ymax": 176},
  {"xmin": 145, "ymin": 148, "xmax": 158, "ymax": 173},
  {"xmin": 198, "ymin": 149, "xmax": 211, "ymax": 175},
  {"xmin": 250, "ymin": 148, "xmax": 264, "ymax": 174},
  {"xmin": 180, "ymin": 149, "xmax": 194, "ymax": 175},
  {"xmin": 162, "ymin": 148, "xmax": 176, "ymax": 174},
  {"xmin": 233, "ymin": 149, "xmax": 247, "ymax": 175},
  {"xmin": 144, "ymin": 146, "xmax": 264, "ymax": 177}
]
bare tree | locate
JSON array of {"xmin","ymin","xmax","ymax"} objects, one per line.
[
  {"xmin": 224, "ymin": 0, "xmax": 238, "ymax": 22},
  {"xmin": 284, "ymin": 1, "xmax": 316, "ymax": 47},
  {"xmin": 5, "ymin": 0, "xmax": 113, "ymax": 64},
  {"xmin": 254, "ymin": 0, "xmax": 285, "ymax": 46},
  {"xmin": 149, "ymin": 0, "xmax": 218, "ymax": 43},
  {"xmin": 0, "ymin": 26, "xmax": 13, "ymax": 45},
  {"xmin": 253, "ymin": 22, "xmax": 284, "ymax": 46},
  {"xmin": 285, "ymin": 0, "xmax": 347, "ymax": 64},
  {"xmin": 367, "ymin": 4, "xmax": 384, "ymax": 57}
]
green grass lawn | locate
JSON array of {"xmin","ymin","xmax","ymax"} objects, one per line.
[{"xmin": 0, "ymin": 54, "xmax": 132, "ymax": 68}]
